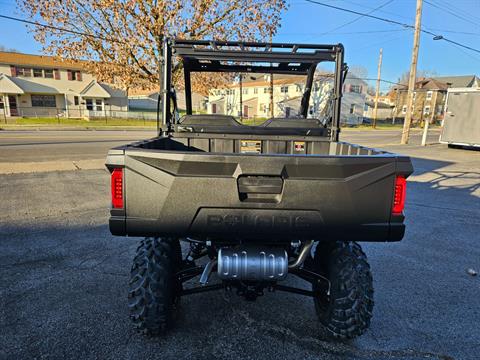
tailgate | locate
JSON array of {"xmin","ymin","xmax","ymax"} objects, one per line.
[{"xmin": 108, "ymin": 149, "xmax": 412, "ymax": 242}]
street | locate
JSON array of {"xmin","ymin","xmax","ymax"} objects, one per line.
[{"xmin": 1, "ymin": 129, "xmax": 479, "ymax": 360}]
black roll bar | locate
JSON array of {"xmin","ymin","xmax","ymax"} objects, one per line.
[{"xmin": 159, "ymin": 38, "xmax": 346, "ymax": 141}]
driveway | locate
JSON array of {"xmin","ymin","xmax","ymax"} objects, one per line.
[{"xmin": 1, "ymin": 129, "xmax": 479, "ymax": 359}]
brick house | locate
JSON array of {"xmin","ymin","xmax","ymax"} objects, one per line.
[{"xmin": 0, "ymin": 51, "xmax": 128, "ymax": 118}]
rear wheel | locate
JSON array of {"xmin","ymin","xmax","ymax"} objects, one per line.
[
  {"xmin": 311, "ymin": 241, "xmax": 374, "ymax": 340},
  {"xmin": 128, "ymin": 237, "xmax": 182, "ymax": 335}
]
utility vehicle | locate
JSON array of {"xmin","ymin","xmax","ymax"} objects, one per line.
[{"xmin": 106, "ymin": 39, "xmax": 413, "ymax": 339}]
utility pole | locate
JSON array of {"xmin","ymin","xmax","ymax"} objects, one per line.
[
  {"xmin": 401, "ymin": 0, "xmax": 423, "ymax": 144},
  {"xmin": 373, "ymin": 48, "xmax": 383, "ymax": 128},
  {"xmin": 392, "ymin": 87, "xmax": 400, "ymax": 124},
  {"xmin": 269, "ymin": 31, "xmax": 274, "ymax": 118},
  {"xmin": 270, "ymin": 74, "xmax": 274, "ymax": 118},
  {"xmin": 239, "ymin": 73, "xmax": 243, "ymax": 121}
]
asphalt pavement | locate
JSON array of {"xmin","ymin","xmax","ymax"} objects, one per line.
[{"xmin": 1, "ymin": 129, "xmax": 479, "ymax": 360}]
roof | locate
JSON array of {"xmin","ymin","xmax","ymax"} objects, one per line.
[
  {"xmin": 416, "ymin": 78, "xmax": 449, "ymax": 90},
  {"xmin": 231, "ymin": 75, "xmax": 306, "ymax": 88},
  {"xmin": 128, "ymin": 88, "xmax": 158, "ymax": 97},
  {"xmin": 365, "ymin": 100, "xmax": 394, "ymax": 109},
  {"xmin": 0, "ymin": 51, "xmax": 87, "ymax": 70},
  {"xmin": 80, "ymin": 80, "xmax": 111, "ymax": 98},
  {"xmin": 432, "ymin": 75, "xmax": 479, "ymax": 88},
  {"xmin": 0, "ymin": 74, "xmax": 24, "ymax": 94},
  {"xmin": 9, "ymin": 76, "xmax": 60, "ymax": 94}
]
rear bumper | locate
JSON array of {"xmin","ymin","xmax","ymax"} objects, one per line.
[{"xmin": 110, "ymin": 216, "xmax": 405, "ymax": 242}]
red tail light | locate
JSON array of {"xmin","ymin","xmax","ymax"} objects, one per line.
[
  {"xmin": 392, "ymin": 175, "xmax": 406, "ymax": 215},
  {"xmin": 111, "ymin": 168, "xmax": 123, "ymax": 209}
]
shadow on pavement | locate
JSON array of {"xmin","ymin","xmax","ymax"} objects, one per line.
[{"xmin": 1, "ymin": 152, "xmax": 479, "ymax": 359}]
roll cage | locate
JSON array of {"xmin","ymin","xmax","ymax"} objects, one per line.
[{"xmin": 160, "ymin": 38, "xmax": 347, "ymax": 141}]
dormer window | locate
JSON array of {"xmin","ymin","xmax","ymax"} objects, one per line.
[{"xmin": 67, "ymin": 70, "xmax": 82, "ymax": 81}]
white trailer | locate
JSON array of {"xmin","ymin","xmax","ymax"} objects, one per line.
[{"xmin": 440, "ymin": 87, "xmax": 480, "ymax": 147}]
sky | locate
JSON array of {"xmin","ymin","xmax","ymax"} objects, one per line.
[{"xmin": 0, "ymin": 0, "xmax": 479, "ymax": 92}]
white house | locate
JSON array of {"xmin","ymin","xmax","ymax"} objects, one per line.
[
  {"xmin": 0, "ymin": 51, "xmax": 127, "ymax": 119},
  {"xmin": 206, "ymin": 73, "xmax": 367, "ymax": 125},
  {"xmin": 128, "ymin": 89, "xmax": 207, "ymax": 113}
]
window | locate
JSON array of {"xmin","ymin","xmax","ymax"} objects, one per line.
[
  {"xmin": 264, "ymin": 87, "xmax": 272, "ymax": 94},
  {"xmin": 85, "ymin": 99, "xmax": 104, "ymax": 111},
  {"xmin": 17, "ymin": 67, "xmax": 32, "ymax": 77},
  {"xmin": 31, "ymin": 95, "xmax": 56, "ymax": 107},
  {"xmin": 68, "ymin": 70, "xmax": 82, "ymax": 81},
  {"xmin": 85, "ymin": 99, "xmax": 93, "ymax": 110},
  {"xmin": 296, "ymin": 84, "xmax": 302, "ymax": 92},
  {"xmin": 280, "ymin": 86, "xmax": 289, "ymax": 93},
  {"xmin": 74, "ymin": 96, "xmax": 79, "ymax": 106},
  {"xmin": 350, "ymin": 85, "xmax": 362, "ymax": 93},
  {"xmin": 95, "ymin": 99, "xmax": 103, "ymax": 111},
  {"xmin": 242, "ymin": 88, "xmax": 248, "ymax": 95},
  {"xmin": 313, "ymin": 83, "xmax": 320, "ymax": 92},
  {"xmin": 0, "ymin": 96, "xmax": 4, "ymax": 109},
  {"xmin": 44, "ymin": 69, "xmax": 54, "ymax": 79},
  {"xmin": 424, "ymin": 106, "xmax": 430, "ymax": 115},
  {"xmin": 426, "ymin": 91, "xmax": 433, "ymax": 100},
  {"xmin": 253, "ymin": 88, "xmax": 258, "ymax": 94},
  {"xmin": 402, "ymin": 105, "xmax": 407, "ymax": 114},
  {"xmin": 33, "ymin": 68, "xmax": 43, "ymax": 78},
  {"xmin": 349, "ymin": 104, "xmax": 356, "ymax": 114}
]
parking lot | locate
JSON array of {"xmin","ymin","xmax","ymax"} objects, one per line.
[{"xmin": 1, "ymin": 129, "xmax": 479, "ymax": 360}]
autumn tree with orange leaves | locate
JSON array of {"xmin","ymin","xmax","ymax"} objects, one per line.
[{"xmin": 17, "ymin": 0, "xmax": 287, "ymax": 93}]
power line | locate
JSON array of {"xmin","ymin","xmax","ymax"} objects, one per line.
[
  {"xmin": 304, "ymin": 0, "xmax": 480, "ymax": 54},
  {"xmin": 436, "ymin": 0, "xmax": 480, "ymax": 24},
  {"xmin": 358, "ymin": 77, "xmax": 404, "ymax": 86},
  {"xmin": 424, "ymin": 0, "xmax": 478, "ymax": 27},
  {"xmin": 317, "ymin": 0, "xmax": 395, "ymax": 36},
  {"xmin": 0, "ymin": 14, "xmax": 126, "ymax": 44},
  {"xmin": 426, "ymin": 29, "xmax": 480, "ymax": 36},
  {"xmin": 275, "ymin": 28, "xmax": 409, "ymax": 38},
  {"xmin": 336, "ymin": 28, "xmax": 409, "ymax": 35}
]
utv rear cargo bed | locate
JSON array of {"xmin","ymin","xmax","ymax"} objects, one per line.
[{"xmin": 106, "ymin": 130, "xmax": 412, "ymax": 241}]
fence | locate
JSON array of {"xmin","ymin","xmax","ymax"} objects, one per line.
[{"xmin": 1, "ymin": 106, "xmax": 162, "ymax": 125}]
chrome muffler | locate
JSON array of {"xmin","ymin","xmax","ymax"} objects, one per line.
[{"xmin": 218, "ymin": 246, "xmax": 288, "ymax": 281}]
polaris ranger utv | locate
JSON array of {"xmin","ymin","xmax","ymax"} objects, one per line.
[{"xmin": 106, "ymin": 39, "xmax": 413, "ymax": 339}]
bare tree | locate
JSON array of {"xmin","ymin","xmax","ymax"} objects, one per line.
[
  {"xmin": 0, "ymin": 45, "xmax": 19, "ymax": 52},
  {"xmin": 17, "ymin": 0, "xmax": 287, "ymax": 91}
]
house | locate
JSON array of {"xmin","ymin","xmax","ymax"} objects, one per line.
[
  {"xmin": 390, "ymin": 75, "xmax": 479, "ymax": 124},
  {"xmin": 341, "ymin": 75, "xmax": 368, "ymax": 125},
  {"xmin": 0, "ymin": 51, "xmax": 127, "ymax": 119},
  {"xmin": 128, "ymin": 89, "xmax": 207, "ymax": 113},
  {"xmin": 206, "ymin": 73, "xmax": 367, "ymax": 125},
  {"xmin": 207, "ymin": 74, "xmax": 306, "ymax": 119},
  {"xmin": 363, "ymin": 98, "xmax": 395, "ymax": 123},
  {"xmin": 432, "ymin": 75, "xmax": 479, "ymax": 88}
]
